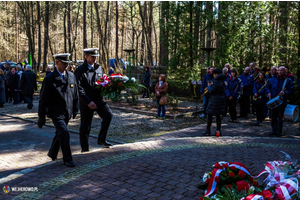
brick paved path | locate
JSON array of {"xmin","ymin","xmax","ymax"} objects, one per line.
[{"xmin": 1, "ymin": 115, "xmax": 300, "ymax": 200}]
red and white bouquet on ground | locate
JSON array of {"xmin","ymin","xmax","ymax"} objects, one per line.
[
  {"xmin": 198, "ymin": 152, "xmax": 300, "ymax": 200},
  {"xmin": 95, "ymin": 73, "xmax": 143, "ymax": 101}
]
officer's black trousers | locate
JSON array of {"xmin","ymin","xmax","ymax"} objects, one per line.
[
  {"xmin": 239, "ymin": 95, "xmax": 250, "ymax": 117},
  {"xmin": 228, "ymin": 97, "xmax": 237, "ymax": 120},
  {"xmin": 271, "ymin": 102, "xmax": 286, "ymax": 136},
  {"xmin": 255, "ymin": 102, "xmax": 264, "ymax": 122},
  {"xmin": 48, "ymin": 117, "xmax": 73, "ymax": 162},
  {"xmin": 79, "ymin": 102, "xmax": 113, "ymax": 151}
]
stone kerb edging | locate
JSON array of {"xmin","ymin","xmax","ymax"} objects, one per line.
[{"xmin": 109, "ymin": 105, "xmax": 203, "ymax": 119}]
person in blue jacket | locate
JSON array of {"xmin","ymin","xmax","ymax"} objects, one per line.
[
  {"xmin": 224, "ymin": 63, "xmax": 231, "ymax": 75},
  {"xmin": 266, "ymin": 66, "xmax": 278, "ymax": 119},
  {"xmin": 285, "ymin": 66, "xmax": 295, "ymax": 84},
  {"xmin": 222, "ymin": 67, "xmax": 231, "ymax": 83},
  {"xmin": 267, "ymin": 66, "xmax": 294, "ymax": 137},
  {"xmin": 252, "ymin": 72, "xmax": 270, "ymax": 126},
  {"xmin": 200, "ymin": 66, "xmax": 214, "ymax": 118},
  {"xmin": 266, "ymin": 66, "xmax": 277, "ymax": 80},
  {"xmin": 225, "ymin": 69, "xmax": 240, "ymax": 122},
  {"xmin": 108, "ymin": 67, "xmax": 114, "ymax": 76},
  {"xmin": 239, "ymin": 67, "xmax": 254, "ymax": 119}
]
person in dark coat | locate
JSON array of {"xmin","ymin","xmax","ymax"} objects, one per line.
[
  {"xmin": 38, "ymin": 53, "xmax": 79, "ymax": 167},
  {"xmin": 4, "ymin": 63, "xmax": 12, "ymax": 103},
  {"xmin": 200, "ymin": 67, "xmax": 214, "ymax": 118},
  {"xmin": 266, "ymin": 66, "xmax": 294, "ymax": 137},
  {"xmin": 142, "ymin": 66, "xmax": 151, "ymax": 98},
  {"xmin": 225, "ymin": 69, "xmax": 240, "ymax": 122},
  {"xmin": 20, "ymin": 65, "xmax": 37, "ymax": 109},
  {"xmin": 239, "ymin": 67, "xmax": 254, "ymax": 119},
  {"xmin": 8, "ymin": 66, "xmax": 20, "ymax": 104},
  {"xmin": 202, "ymin": 69, "xmax": 226, "ymax": 136},
  {"xmin": 74, "ymin": 48, "xmax": 113, "ymax": 152},
  {"xmin": 0, "ymin": 69, "xmax": 6, "ymax": 107},
  {"xmin": 252, "ymin": 72, "xmax": 270, "ymax": 126}
]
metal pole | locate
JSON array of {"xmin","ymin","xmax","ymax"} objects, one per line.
[
  {"xmin": 128, "ymin": 53, "xmax": 131, "ymax": 80},
  {"xmin": 207, "ymin": 51, "xmax": 210, "ymax": 68}
]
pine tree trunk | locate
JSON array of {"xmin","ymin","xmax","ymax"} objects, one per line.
[
  {"xmin": 43, "ymin": 1, "xmax": 49, "ymax": 72},
  {"xmin": 279, "ymin": 1, "xmax": 288, "ymax": 65},
  {"xmin": 83, "ymin": 1, "xmax": 87, "ymax": 49},
  {"xmin": 67, "ymin": 2, "xmax": 72, "ymax": 59},
  {"xmin": 115, "ymin": 1, "xmax": 119, "ymax": 69},
  {"xmin": 90, "ymin": 2, "xmax": 93, "ymax": 47},
  {"xmin": 189, "ymin": 2, "xmax": 193, "ymax": 69},
  {"xmin": 148, "ymin": 1, "xmax": 153, "ymax": 66},
  {"xmin": 63, "ymin": 5, "xmax": 67, "ymax": 53},
  {"xmin": 37, "ymin": 1, "xmax": 41, "ymax": 73}
]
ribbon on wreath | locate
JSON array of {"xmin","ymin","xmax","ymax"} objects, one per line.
[
  {"xmin": 240, "ymin": 194, "xmax": 264, "ymax": 200},
  {"xmin": 110, "ymin": 73, "xmax": 123, "ymax": 79},
  {"xmin": 254, "ymin": 161, "xmax": 299, "ymax": 200},
  {"xmin": 241, "ymin": 190, "xmax": 272, "ymax": 200},
  {"xmin": 204, "ymin": 162, "xmax": 252, "ymax": 197},
  {"xmin": 96, "ymin": 74, "xmax": 110, "ymax": 86}
]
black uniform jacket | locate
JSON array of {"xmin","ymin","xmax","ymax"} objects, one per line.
[
  {"xmin": 20, "ymin": 70, "xmax": 37, "ymax": 95},
  {"xmin": 74, "ymin": 59, "xmax": 104, "ymax": 106},
  {"xmin": 9, "ymin": 73, "xmax": 20, "ymax": 90},
  {"xmin": 38, "ymin": 68, "xmax": 79, "ymax": 120}
]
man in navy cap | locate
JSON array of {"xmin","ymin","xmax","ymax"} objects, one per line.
[
  {"xmin": 38, "ymin": 53, "xmax": 78, "ymax": 167},
  {"xmin": 75, "ymin": 48, "xmax": 113, "ymax": 152}
]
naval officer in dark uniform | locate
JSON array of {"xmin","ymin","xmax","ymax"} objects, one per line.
[
  {"xmin": 74, "ymin": 48, "xmax": 113, "ymax": 152},
  {"xmin": 38, "ymin": 53, "xmax": 78, "ymax": 167}
]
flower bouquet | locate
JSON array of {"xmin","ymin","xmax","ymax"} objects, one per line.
[
  {"xmin": 198, "ymin": 162, "xmax": 269, "ymax": 200},
  {"xmin": 198, "ymin": 152, "xmax": 300, "ymax": 200},
  {"xmin": 95, "ymin": 73, "xmax": 145, "ymax": 102}
]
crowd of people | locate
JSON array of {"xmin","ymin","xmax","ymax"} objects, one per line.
[
  {"xmin": 2, "ymin": 52, "xmax": 300, "ymax": 167},
  {"xmin": 200, "ymin": 63, "xmax": 299, "ymax": 137},
  {"xmin": 0, "ymin": 62, "xmax": 37, "ymax": 109}
]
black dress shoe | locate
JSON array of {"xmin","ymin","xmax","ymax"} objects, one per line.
[
  {"xmin": 47, "ymin": 152, "xmax": 57, "ymax": 161},
  {"xmin": 97, "ymin": 141, "xmax": 113, "ymax": 147},
  {"xmin": 64, "ymin": 161, "xmax": 75, "ymax": 167},
  {"xmin": 81, "ymin": 150, "xmax": 89, "ymax": 153},
  {"xmin": 269, "ymin": 131, "xmax": 276, "ymax": 136}
]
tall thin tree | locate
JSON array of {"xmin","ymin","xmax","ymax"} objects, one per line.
[
  {"xmin": 43, "ymin": 1, "xmax": 49, "ymax": 72},
  {"xmin": 37, "ymin": 1, "xmax": 41, "ymax": 73},
  {"xmin": 115, "ymin": 1, "xmax": 119, "ymax": 69},
  {"xmin": 83, "ymin": 1, "xmax": 87, "ymax": 48}
]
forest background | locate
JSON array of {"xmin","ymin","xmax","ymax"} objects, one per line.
[{"xmin": 1, "ymin": 1, "xmax": 299, "ymax": 90}]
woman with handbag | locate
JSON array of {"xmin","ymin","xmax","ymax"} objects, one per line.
[
  {"xmin": 202, "ymin": 69, "xmax": 226, "ymax": 136},
  {"xmin": 252, "ymin": 72, "xmax": 270, "ymax": 126},
  {"xmin": 155, "ymin": 74, "xmax": 168, "ymax": 120}
]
